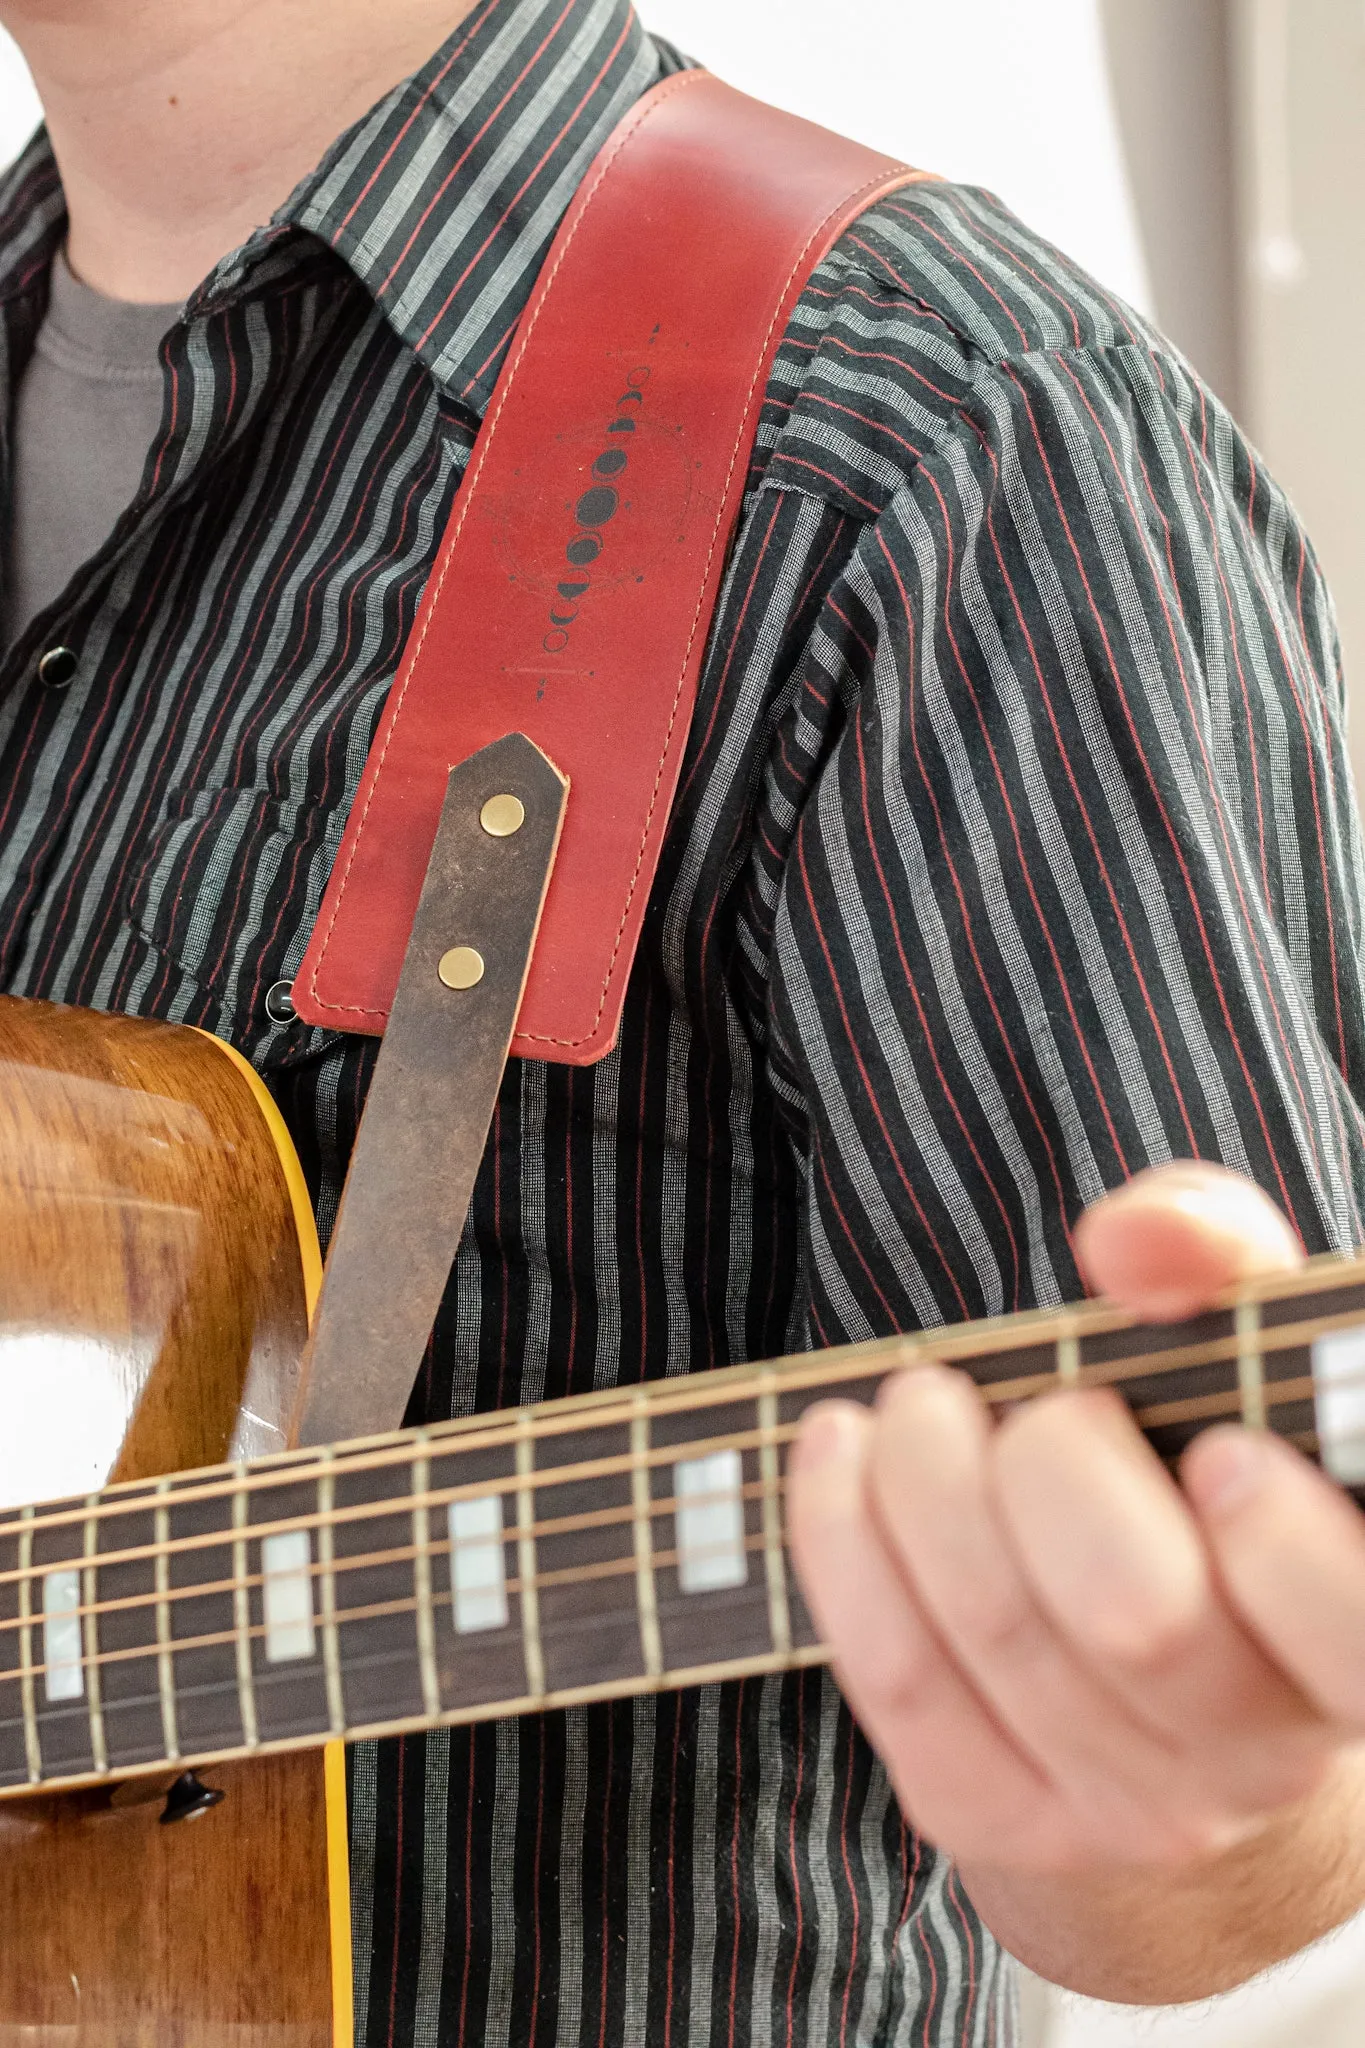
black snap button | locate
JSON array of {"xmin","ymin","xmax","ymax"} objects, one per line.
[
  {"xmin": 264, "ymin": 980, "xmax": 297, "ymax": 1026},
  {"xmin": 37, "ymin": 646, "xmax": 78, "ymax": 690}
]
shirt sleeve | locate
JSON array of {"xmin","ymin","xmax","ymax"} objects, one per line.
[{"xmin": 762, "ymin": 338, "xmax": 1365, "ymax": 1339}]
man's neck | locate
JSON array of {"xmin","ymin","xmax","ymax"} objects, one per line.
[{"xmin": 0, "ymin": 0, "xmax": 485, "ymax": 302}]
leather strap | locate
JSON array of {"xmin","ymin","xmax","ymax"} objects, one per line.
[
  {"xmin": 294, "ymin": 72, "xmax": 930, "ymax": 1064},
  {"xmin": 291, "ymin": 735, "xmax": 568, "ymax": 1448}
]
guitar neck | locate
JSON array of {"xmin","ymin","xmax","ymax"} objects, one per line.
[{"xmin": 4, "ymin": 1252, "xmax": 1365, "ymax": 1797}]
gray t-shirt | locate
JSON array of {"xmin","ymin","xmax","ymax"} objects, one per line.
[{"xmin": 6, "ymin": 251, "xmax": 181, "ymax": 640}]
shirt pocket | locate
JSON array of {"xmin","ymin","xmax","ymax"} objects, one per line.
[{"xmin": 125, "ymin": 785, "xmax": 340, "ymax": 1048}]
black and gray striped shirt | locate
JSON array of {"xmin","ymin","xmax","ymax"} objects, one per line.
[{"xmin": 1, "ymin": 1, "xmax": 1362, "ymax": 2042}]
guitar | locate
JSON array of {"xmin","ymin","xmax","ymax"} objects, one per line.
[{"xmin": 2, "ymin": 993, "xmax": 1363, "ymax": 2044}]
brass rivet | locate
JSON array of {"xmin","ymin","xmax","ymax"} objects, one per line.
[
  {"xmin": 438, "ymin": 946, "xmax": 486, "ymax": 991},
  {"xmin": 480, "ymin": 793, "xmax": 526, "ymax": 838}
]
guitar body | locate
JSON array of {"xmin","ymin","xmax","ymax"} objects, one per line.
[{"xmin": 0, "ymin": 997, "xmax": 338, "ymax": 2045}]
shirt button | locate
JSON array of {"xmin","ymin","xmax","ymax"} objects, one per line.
[
  {"xmin": 37, "ymin": 646, "xmax": 79, "ymax": 690},
  {"xmin": 264, "ymin": 980, "xmax": 297, "ymax": 1026}
]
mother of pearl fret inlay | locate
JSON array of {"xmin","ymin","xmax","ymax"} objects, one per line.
[
  {"xmin": 41, "ymin": 1568, "xmax": 83, "ymax": 1704},
  {"xmin": 674, "ymin": 1448, "xmax": 747, "ymax": 1594},
  {"xmin": 1312, "ymin": 1321, "xmax": 1365, "ymax": 1486},
  {"xmin": 448, "ymin": 1494, "xmax": 509, "ymax": 1635},
  {"xmin": 261, "ymin": 1529, "xmax": 316, "ymax": 1664}
]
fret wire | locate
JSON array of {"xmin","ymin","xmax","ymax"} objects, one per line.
[
  {"xmin": 16, "ymin": 1506, "xmax": 39, "ymax": 1784},
  {"xmin": 16, "ymin": 1243, "xmax": 1362, "ymax": 1552},
  {"xmin": 0, "ymin": 1351, "xmax": 1349, "ymax": 1659},
  {"xmin": 0, "ymin": 1473, "xmax": 787, "ymax": 1653},
  {"xmin": 630, "ymin": 1399, "xmax": 663, "ymax": 1681},
  {"xmin": 1236, "ymin": 1299, "xmax": 1267, "ymax": 1430},
  {"xmin": 1055, "ymin": 1327, "xmax": 1080, "ymax": 1388},
  {"xmin": 2, "ymin": 1287, "xmax": 1364, "ymax": 1562},
  {"xmin": 82, "ymin": 1498, "xmax": 108, "ymax": 1775},
  {"xmin": 411, "ymin": 1440, "xmax": 441, "ymax": 1721},
  {"xmin": 516, "ymin": 1414, "xmax": 545, "ymax": 1700},
  {"xmin": 316, "ymin": 1458, "xmax": 345, "ymax": 1737},
  {"xmin": 0, "ymin": 1642, "xmax": 836, "ymax": 1799},
  {"xmin": 0, "ymin": 1522, "xmax": 811, "ymax": 1705},
  {"xmin": 154, "ymin": 1481, "xmax": 179, "ymax": 1763},
  {"xmin": 232, "ymin": 1470, "xmax": 259, "ymax": 1749},
  {"xmin": 757, "ymin": 1378, "xmax": 791, "ymax": 1658}
]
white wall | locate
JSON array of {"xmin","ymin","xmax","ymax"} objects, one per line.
[
  {"xmin": 643, "ymin": 0, "xmax": 1154, "ymax": 314},
  {"xmin": 0, "ymin": 30, "xmax": 38, "ymax": 164}
]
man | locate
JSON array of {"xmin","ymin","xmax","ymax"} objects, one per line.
[{"xmin": 2, "ymin": 0, "xmax": 1364, "ymax": 2038}]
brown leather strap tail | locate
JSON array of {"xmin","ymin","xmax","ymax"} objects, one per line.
[{"xmin": 291, "ymin": 735, "xmax": 567, "ymax": 1447}]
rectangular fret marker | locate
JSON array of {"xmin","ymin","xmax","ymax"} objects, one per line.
[
  {"xmin": 448, "ymin": 1494, "xmax": 509, "ymax": 1635},
  {"xmin": 1313, "ymin": 1324, "xmax": 1365, "ymax": 1485},
  {"xmin": 262, "ymin": 1530, "xmax": 316, "ymax": 1663},
  {"xmin": 42, "ymin": 1570, "xmax": 83, "ymax": 1703},
  {"xmin": 675, "ymin": 1449, "xmax": 747, "ymax": 1594}
]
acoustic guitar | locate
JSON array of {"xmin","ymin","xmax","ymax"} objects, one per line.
[{"xmin": 2, "ymin": 993, "xmax": 1364, "ymax": 2046}]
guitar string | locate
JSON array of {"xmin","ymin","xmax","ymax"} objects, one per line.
[
  {"xmin": 0, "ymin": 1473, "xmax": 781, "ymax": 1639},
  {"xmin": 0, "ymin": 1354, "xmax": 1338, "ymax": 1608},
  {"xmin": 0, "ymin": 1501, "xmax": 795, "ymax": 1696},
  {"xmin": 0, "ymin": 1297, "xmax": 1355, "ymax": 1555},
  {"xmin": 0, "ymin": 1284, "xmax": 1352, "ymax": 1543},
  {"xmin": 0, "ymin": 1398, "xmax": 1335, "ymax": 1696}
]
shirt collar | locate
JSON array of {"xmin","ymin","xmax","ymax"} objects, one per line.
[{"xmin": 199, "ymin": 0, "xmax": 670, "ymax": 412}]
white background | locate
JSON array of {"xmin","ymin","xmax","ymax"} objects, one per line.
[{"xmin": 643, "ymin": 0, "xmax": 1153, "ymax": 312}]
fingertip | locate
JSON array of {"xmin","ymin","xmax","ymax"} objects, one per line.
[
  {"xmin": 792, "ymin": 1399, "xmax": 870, "ymax": 1476},
  {"xmin": 1076, "ymin": 1166, "xmax": 1302, "ymax": 1321}
]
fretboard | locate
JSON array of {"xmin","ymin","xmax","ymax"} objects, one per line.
[{"xmin": 3, "ymin": 1251, "xmax": 1365, "ymax": 1796}]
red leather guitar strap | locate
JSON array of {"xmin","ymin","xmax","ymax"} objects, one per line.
[{"xmin": 294, "ymin": 72, "xmax": 930, "ymax": 1062}]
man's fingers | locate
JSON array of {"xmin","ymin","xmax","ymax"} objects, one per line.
[
  {"xmin": 1075, "ymin": 1164, "xmax": 1303, "ymax": 1323},
  {"xmin": 1184, "ymin": 1428, "xmax": 1365, "ymax": 1728},
  {"xmin": 787, "ymin": 1400, "xmax": 1067, "ymax": 1865}
]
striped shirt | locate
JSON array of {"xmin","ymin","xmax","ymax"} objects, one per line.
[{"xmin": 2, "ymin": 1, "xmax": 1363, "ymax": 2042}]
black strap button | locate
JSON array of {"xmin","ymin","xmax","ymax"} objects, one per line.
[{"xmin": 37, "ymin": 646, "xmax": 78, "ymax": 689}]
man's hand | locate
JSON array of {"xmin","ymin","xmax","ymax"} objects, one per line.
[{"xmin": 787, "ymin": 1162, "xmax": 1365, "ymax": 2004}]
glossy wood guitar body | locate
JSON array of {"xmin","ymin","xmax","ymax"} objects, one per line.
[
  {"xmin": 0, "ymin": 997, "xmax": 334, "ymax": 2046},
  {"xmin": 4, "ymin": 999, "xmax": 1365, "ymax": 2048}
]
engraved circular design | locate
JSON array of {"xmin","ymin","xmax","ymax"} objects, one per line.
[
  {"xmin": 575, "ymin": 485, "xmax": 620, "ymax": 528},
  {"xmin": 37, "ymin": 646, "xmax": 79, "ymax": 690},
  {"xmin": 438, "ymin": 946, "xmax": 486, "ymax": 991},
  {"xmin": 480, "ymin": 793, "xmax": 525, "ymax": 838}
]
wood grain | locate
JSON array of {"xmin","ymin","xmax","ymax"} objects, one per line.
[{"xmin": 0, "ymin": 999, "xmax": 333, "ymax": 2043}]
